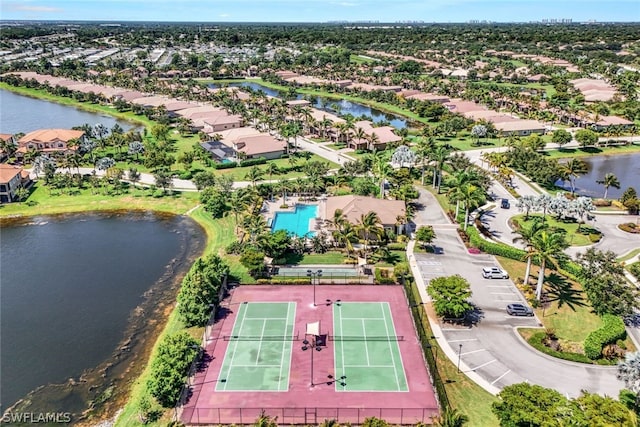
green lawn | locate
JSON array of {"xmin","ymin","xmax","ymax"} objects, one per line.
[
  {"xmin": 281, "ymin": 251, "xmax": 348, "ymax": 265},
  {"xmin": 511, "ymin": 214, "xmax": 599, "ymax": 247},
  {"xmin": 375, "ymin": 250, "xmax": 407, "ymax": 267},
  {"xmin": 541, "ymin": 144, "xmax": 640, "ymax": 160},
  {"xmin": 496, "ymin": 256, "xmax": 609, "ymax": 346},
  {"xmin": 0, "ymin": 182, "xmax": 200, "ymax": 217},
  {"xmin": 212, "ymin": 154, "xmax": 338, "ymax": 181},
  {"xmin": 619, "ymin": 248, "xmax": 640, "ymax": 263}
]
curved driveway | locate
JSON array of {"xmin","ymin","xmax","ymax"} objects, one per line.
[{"xmin": 409, "ymin": 188, "xmax": 624, "ymax": 398}]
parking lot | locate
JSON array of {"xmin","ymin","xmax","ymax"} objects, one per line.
[{"xmin": 414, "ymin": 228, "xmax": 622, "ymax": 397}]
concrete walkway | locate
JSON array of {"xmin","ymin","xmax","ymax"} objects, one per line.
[{"xmin": 407, "ymin": 185, "xmax": 624, "ymax": 398}]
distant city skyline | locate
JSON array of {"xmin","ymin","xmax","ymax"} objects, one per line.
[{"xmin": 1, "ymin": 0, "xmax": 639, "ymax": 23}]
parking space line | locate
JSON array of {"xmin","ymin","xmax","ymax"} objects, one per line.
[
  {"xmin": 491, "ymin": 370, "xmax": 512, "ymax": 385},
  {"xmin": 491, "ymin": 292, "xmax": 516, "ymax": 295},
  {"xmin": 461, "ymin": 349, "xmax": 486, "ymax": 356},
  {"xmin": 448, "ymin": 338, "xmax": 478, "ymax": 343},
  {"xmin": 469, "ymin": 359, "xmax": 497, "ymax": 371}
]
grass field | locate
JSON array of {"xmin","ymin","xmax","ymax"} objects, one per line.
[
  {"xmin": 541, "ymin": 144, "xmax": 640, "ymax": 160},
  {"xmin": 511, "ymin": 214, "xmax": 599, "ymax": 247}
]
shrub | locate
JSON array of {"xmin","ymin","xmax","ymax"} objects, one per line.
[
  {"xmin": 147, "ymin": 332, "xmax": 200, "ymax": 407},
  {"xmin": 628, "ymin": 263, "xmax": 640, "ymax": 280},
  {"xmin": 589, "ymin": 233, "xmax": 602, "ymax": 243},
  {"xmin": 612, "ymin": 200, "xmax": 626, "ymax": 209},
  {"xmin": 387, "ymin": 242, "xmax": 407, "ymax": 251},
  {"xmin": 583, "ymin": 314, "xmax": 627, "ymax": 360},
  {"xmin": 225, "ymin": 240, "xmax": 245, "ymax": 255},
  {"xmin": 214, "ymin": 161, "xmax": 237, "ymax": 169},
  {"xmin": 528, "ymin": 332, "xmax": 594, "ymax": 364},
  {"xmin": 256, "ymin": 278, "xmax": 311, "ymax": 285},
  {"xmin": 239, "ymin": 157, "xmax": 267, "ymax": 167},
  {"xmin": 178, "ymin": 170, "xmax": 192, "ymax": 180},
  {"xmin": 375, "ymin": 268, "xmax": 396, "ymax": 284},
  {"xmin": 593, "ymin": 199, "xmax": 611, "ymax": 207},
  {"xmin": 619, "ymin": 223, "xmax": 640, "ymax": 234},
  {"xmin": 467, "ymin": 226, "xmax": 527, "ymax": 260}
]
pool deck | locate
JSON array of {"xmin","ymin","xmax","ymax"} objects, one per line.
[{"xmin": 264, "ymin": 196, "xmax": 326, "ymax": 236}]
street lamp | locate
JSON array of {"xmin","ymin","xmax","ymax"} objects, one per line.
[
  {"xmin": 301, "ymin": 338, "xmax": 322, "ymax": 387},
  {"xmin": 457, "ymin": 343, "xmax": 463, "ymax": 373},
  {"xmin": 306, "ymin": 269, "xmax": 322, "ymax": 306}
]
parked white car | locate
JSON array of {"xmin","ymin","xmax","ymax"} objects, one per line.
[{"xmin": 482, "ymin": 266, "xmax": 509, "ymax": 279}]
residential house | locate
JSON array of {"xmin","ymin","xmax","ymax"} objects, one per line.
[
  {"xmin": 494, "ymin": 120, "xmax": 547, "ymax": 136},
  {"xmin": 16, "ymin": 129, "xmax": 86, "ymax": 159},
  {"xmin": 0, "ymin": 133, "xmax": 17, "ymax": 161},
  {"xmin": 348, "ymin": 121, "xmax": 401, "ymax": 151},
  {"xmin": 324, "ymin": 195, "xmax": 407, "ymax": 235},
  {"xmin": 0, "ymin": 164, "xmax": 30, "ymax": 203},
  {"xmin": 217, "ymin": 127, "xmax": 286, "ymax": 160}
]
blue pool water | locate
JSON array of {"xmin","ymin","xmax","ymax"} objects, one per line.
[{"xmin": 271, "ymin": 205, "xmax": 318, "ymax": 237}]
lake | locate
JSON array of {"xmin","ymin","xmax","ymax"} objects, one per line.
[
  {"xmin": 0, "ymin": 89, "xmax": 137, "ymax": 134},
  {"xmin": 208, "ymin": 81, "xmax": 409, "ymax": 129},
  {"xmin": 556, "ymin": 152, "xmax": 640, "ymax": 199},
  {"xmin": 0, "ymin": 212, "xmax": 204, "ymax": 418}
]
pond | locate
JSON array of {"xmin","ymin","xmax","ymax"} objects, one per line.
[
  {"xmin": 0, "ymin": 212, "xmax": 204, "ymax": 417},
  {"xmin": 208, "ymin": 81, "xmax": 409, "ymax": 129},
  {"xmin": 555, "ymin": 152, "xmax": 640, "ymax": 199},
  {"xmin": 0, "ymin": 89, "xmax": 138, "ymax": 134}
]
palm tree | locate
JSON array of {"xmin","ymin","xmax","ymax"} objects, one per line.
[
  {"xmin": 512, "ymin": 220, "xmax": 546, "ymax": 286},
  {"xmin": 356, "ymin": 211, "xmax": 383, "ymax": 263},
  {"xmin": 264, "ymin": 162, "xmax": 280, "ymax": 199},
  {"xmin": 414, "ymin": 137, "xmax": 435, "ymax": 185},
  {"xmin": 433, "ymin": 409, "xmax": 469, "ymax": 427},
  {"xmin": 244, "ymin": 166, "xmax": 265, "ymax": 188},
  {"xmin": 373, "ymin": 157, "xmax": 392, "ymax": 199},
  {"xmin": 530, "ymin": 230, "xmax": 569, "ymax": 300},
  {"xmin": 459, "ymin": 183, "xmax": 485, "ymax": 231},
  {"xmin": 597, "ymin": 173, "xmax": 621, "ymax": 199},
  {"xmin": 446, "ymin": 170, "xmax": 480, "ymax": 218},
  {"xmin": 277, "ymin": 179, "xmax": 291, "ymax": 204},
  {"xmin": 560, "ymin": 158, "xmax": 588, "ymax": 195},
  {"xmin": 333, "ymin": 222, "xmax": 358, "ymax": 258},
  {"xmin": 431, "ymin": 144, "xmax": 452, "ymax": 193},
  {"xmin": 229, "ymin": 189, "xmax": 251, "ymax": 235},
  {"xmin": 328, "ymin": 208, "xmax": 347, "ymax": 232}
]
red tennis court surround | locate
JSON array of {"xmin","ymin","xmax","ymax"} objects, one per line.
[{"xmin": 179, "ymin": 285, "xmax": 439, "ymax": 425}]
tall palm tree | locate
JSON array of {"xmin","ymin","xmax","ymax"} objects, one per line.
[
  {"xmin": 414, "ymin": 136, "xmax": 435, "ymax": 185},
  {"xmin": 264, "ymin": 162, "xmax": 280, "ymax": 199},
  {"xmin": 244, "ymin": 166, "xmax": 265, "ymax": 188},
  {"xmin": 373, "ymin": 157, "xmax": 392, "ymax": 199},
  {"xmin": 560, "ymin": 158, "xmax": 588, "ymax": 195},
  {"xmin": 459, "ymin": 183, "xmax": 485, "ymax": 231},
  {"xmin": 229, "ymin": 189, "xmax": 251, "ymax": 235},
  {"xmin": 530, "ymin": 230, "xmax": 569, "ymax": 300},
  {"xmin": 446, "ymin": 170, "xmax": 479, "ymax": 218},
  {"xmin": 597, "ymin": 173, "xmax": 621, "ymax": 199},
  {"xmin": 512, "ymin": 220, "xmax": 546, "ymax": 286},
  {"xmin": 333, "ymin": 221, "xmax": 358, "ymax": 259},
  {"xmin": 356, "ymin": 211, "xmax": 383, "ymax": 263},
  {"xmin": 431, "ymin": 144, "xmax": 452, "ymax": 193}
]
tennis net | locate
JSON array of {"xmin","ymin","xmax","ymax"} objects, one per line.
[
  {"xmin": 223, "ymin": 334, "xmax": 300, "ymax": 341},
  {"xmin": 329, "ymin": 335, "xmax": 404, "ymax": 341}
]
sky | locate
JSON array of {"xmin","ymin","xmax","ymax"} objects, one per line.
[{"xmin": 1, "ymin": 0, "xmax": 639, "ymax": 23}]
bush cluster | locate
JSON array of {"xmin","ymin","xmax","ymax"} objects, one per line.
[
  {"xmin": 256, "ymin": 278, "xmax": 311, "ymax": 285},
  {"xmin": 375, "ymin": 268, "xmax": 396, "ymax": 284},
  {"xmin": 214, "ymin": 161, "xmax": 238, "ymax": 169},
  {"xmin": 584, "ymin": 314, "xmax": 627, "ymax": 360},
  {"xmin": 239, "ymin": 157, "xmax": 267, "ymax": 167},
  {"xmin": 387, "ymin": 242, "xmax": 407, "ymax": 251},
  {"xmin": 528, "ymin": 332, "xmax": 594, "ymax": 364},
  {"xmin": 466, "ymin": 226, "xmax": 527, "ymax": 260},
  {"xmin": 629, "ymin": 263, "xmax": 640, "ymax": 280},
  {"xmin": 619, "ymin": 223, "xmax": 640, "ymax": 234}
]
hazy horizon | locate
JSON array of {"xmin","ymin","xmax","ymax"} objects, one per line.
[{"xmin": 1, "ymin": 0, "xmax": 638, "ymax": 23}]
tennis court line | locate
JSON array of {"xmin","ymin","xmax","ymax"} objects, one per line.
[
  {"xmin": 336, "ymin": 303, "xmax": 347, "ymax": 391},
  {"xmin": 362, "ymin": 319, "xmax": 371, "ymax": 365},
  {"xmin": 254, "ymin": 319, "xmax": 268, "ymax": 365},
  {"xmin": 276, "ymin": 302, "xmax": 295, "ymax": 391},
  {"xmin": 380, "ymin": 302, "xmax": 401, "ymax": 391},
  {"xmin": 381, "ymin": 302, "xmax": 409, "ymax": 392},
  {"xmin": 218, "ymin": 301, "xmax": 249, "ymax": 391}
]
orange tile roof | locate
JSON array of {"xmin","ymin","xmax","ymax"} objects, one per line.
[
  {"xmin": 0, "ymin": 164, "xmax": 23, "ymax": 183},
  {"xmin": 19, "ymin": 129, "xmax": 84, "ymax": 143}
]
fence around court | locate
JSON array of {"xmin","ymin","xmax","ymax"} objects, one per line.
[
  {"xmin": 402, "ymin": 278, "xmax": 451, "ymax": 412},
  {"xmin": 262, "ymin": 271, "xmax": 375, "ymax": 284},
  {"xmin": 181, "ymin": 406, "xmax": 440, "ymax": 426}
]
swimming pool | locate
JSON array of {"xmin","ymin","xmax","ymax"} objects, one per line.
[{"xmin": 271, "ymin": 204, "xmax": 318, "ymax": 237}]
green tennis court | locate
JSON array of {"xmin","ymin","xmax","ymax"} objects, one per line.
[
  {"xmin": 216, "ymin": 302, "xmax": 296, "ymax": 391},
  {"xmin": 332, "ymin": 302, "xmax": 408, "ymax": 392}
]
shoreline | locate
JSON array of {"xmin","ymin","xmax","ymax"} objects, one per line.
[{"xmin": 1, "ymin": 210, "xmax": 208, "ymax": 425}]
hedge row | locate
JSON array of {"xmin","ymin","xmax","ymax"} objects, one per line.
[
  {"xmin": 256, "ymin": 278, "xmax": 311, "ymax": 285},
  {"xmin": 239, "ymin": 157, "xmax": 267, "ymax": 167},
  {"xmin": 584, "ymin": 314, "xmax": 627, "ymax": 360},
  {"xmin": 466, "ymin": 226, "xmax": 527, "ymax": 260},
  {"xmin": 465, "ymin": 225, "xmax": 583, "ymax": 280},
  {"xmin": 527, "ymin": 332, "xmax": 595, "ymax": 364}
]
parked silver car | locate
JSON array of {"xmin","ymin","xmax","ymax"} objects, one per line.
[
  {"xmin": 506, "ymin": 303, "xmax": 534, "ymax": 316},
  {"xmin": 482, "ymin": 266, "xmax": 509, "ymax": 279}
]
